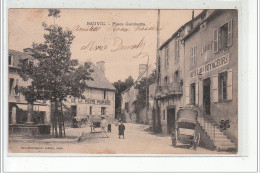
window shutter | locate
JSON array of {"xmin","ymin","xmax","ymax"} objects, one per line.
[
  {"xmin": 227, "ymin": 69, "xmax": 233, "ymax": 100},
  {"xmin": 228, "ymin": 19, "xmax": 233, "ymax": 46},
  {"xmin": 213, "ymin": 28, "xmax": 218, "ymax": 52},
  {"xmin": 195, "ymin": 82, "xmax": 199, "ymax": 105},
  {"xmin": 191, "ymin": 47, "xmax": 193, "ymax": 65},
  {"xmin": 185, "ymin": 85, "xmax": 190, "ymax": 104},
  {"xmin": 194, "ymin": 45, "xmax": 197, "ymax": 64},
  {"xmin": 212, "ymin": 75, "xmax": 218, "ymax": 102}
]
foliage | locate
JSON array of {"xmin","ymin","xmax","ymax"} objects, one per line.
[
  {"xmin": 133, "ymin": 70, "xmax": 156, "ymax": 121},
  {"xmin": 17, "ymin": 9, "xmax": 93, "ymax": 137},
  {"xmin": 112, "ymin": 76, "xmax": 134, "ymax": 116}
]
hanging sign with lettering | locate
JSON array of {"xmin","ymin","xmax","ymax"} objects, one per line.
[{"xmin": 190, "ymin": 54, "xmax": 229, "ymax": 78}]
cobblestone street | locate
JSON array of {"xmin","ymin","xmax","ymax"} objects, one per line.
[{"xmin": 9, "ymin": 123, "xmax": 231, "ymax": 154}]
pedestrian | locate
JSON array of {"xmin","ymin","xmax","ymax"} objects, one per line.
[
  {"xmin": 100, "ymin": 116, "xmax": 109, "ymax": 138},
  {"xmin": 118, "ymin": 121, "xmax": 125, "ymax": 139},
  {"xmin": 107, "ymin": 123, "xmax": 111, "ymax": 132}
]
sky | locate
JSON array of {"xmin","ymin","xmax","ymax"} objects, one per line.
[{"xmin": 9, "ymin": 9, "xmax": 202, "ymax": 83}]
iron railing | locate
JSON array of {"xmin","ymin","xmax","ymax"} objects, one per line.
[
  {"xmin": 194, "ymin": 104, "xmax": 217, "ymax": 142},
  {"xmin": 156, "ymin": 82, "xmax": 183, "ymax": 95}
]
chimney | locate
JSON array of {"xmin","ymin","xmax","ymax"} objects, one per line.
[{"xmin": 96, "ymin": 61, "xmax": 105, "ymax": 74}]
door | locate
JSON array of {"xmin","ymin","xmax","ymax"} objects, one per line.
[
  {"xmin": 71, "ymin": 105, "xmax": 77, "ymax": 117},
  {"xmin": 167, "ymin": 108, "xmax": 175, "ymax": 134},
  {"xmin": 203, "ymin": 78, "xmax": 211, "ymax": 115},
  {"xmin": 190, "ymin": 83, "xmax": 196, "ymax": 105}
]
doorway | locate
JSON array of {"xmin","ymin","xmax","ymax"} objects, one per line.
[
  {"xmin": 167, "ymin": 108, "xmax": 175, "ymax": 134},
  {"xmin": 71, "ymin": 105, "xmax": 77, "ymax": 117},
  {"xmin": 203, "ymin": 78, "xmax": 211, "ymax": 115},
  {"xmin": 190, "ymin": 83, "xmax": 196, "ymax": 105}
]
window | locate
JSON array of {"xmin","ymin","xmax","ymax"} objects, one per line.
[
  {"xmin": 125, "ymin": 103, "xmax": 129, "ymax": 113},
  {"xmin": 103, "ymin": 90, "xmax": 108, "ymax": 99},
  {"xmin": 14, "ymin": 79, "xmax": 19, "ymax": 96},
  {"xmin": 8, "ymin": 53, "xmax": 13, "ymax": 66},
  {"xmin": 175, "ymin": 38, "xmax": 180, "ymax": 61},
  {"xmin": 101, "ymin": 107, "xmax": 106, "ymax": 115},
  {"xmin": 174, "ymin": 70, "xmax": 180, "ymax": 83},
  {"xmin": 219, "ymin": 72, "xmax": 227, "ymax": 101},
  {"xmin": 165, "ymin": 47, "xmax": 169, "ymax": 68},
  {"xmin": 163, "ymin": 110, "xmax": 165, "ymax": 120},
  {"xmin": 214, "ymin": 19, "xmax": 233, "ymax": 52},
  {"xmin": 89, "ymin": 106, "xmax": 92, "ymax": 115},
  {"xmin": 164, "ymin": 76, "xmax": 169, "ymax": 85},
  {"xmin": 9, "ymin": 78, "xmax": 14, "ymax": 95},
  {"xmin": 190, "ymin": 45, "xmax": 197, "ymax": 65}
]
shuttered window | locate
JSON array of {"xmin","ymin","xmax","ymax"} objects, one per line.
[
  {"xmin": 227, "ymin": 19, "xmax": 233, "ymax": 46},
  {"xmin": 227, "ymin": 69, "xmax": 233, "ymax": 100},
  {"xmin": 219, "ymin": 72, "xmax": 227, "ymax": 101},
  {"xmin": 185, "ymin": 85, "xmax": 190, "ymax": 104},
  {"xmin": 213, "ymin": 28, "xmax": 218, "ymax": 52},
  {"xmin": 212, "ymin": 75, "xmax": 218, "ymax": 102}
]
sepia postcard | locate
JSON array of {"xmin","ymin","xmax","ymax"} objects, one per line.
[{"xmin": 7, "ymin": 9, "xmax": 238, "ymax": 155}]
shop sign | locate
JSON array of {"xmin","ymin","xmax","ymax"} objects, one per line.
[
  {"xmin": 85, "ymin": 99, "xmax": 110, "ymax": 105},
  {"xmin": 190, "ymin": 54, "xmax": 229, "ymax": 78}
]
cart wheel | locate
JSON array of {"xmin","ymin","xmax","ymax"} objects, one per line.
[
  {"xmin": 172, "ymin": 130, "xmax": 177, "ymax": 147},
  {"xmin": 193, "ymin": 133, "xmax": 200, "ymax": 151}
]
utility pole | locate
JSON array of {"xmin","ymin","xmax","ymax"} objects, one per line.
[{"xmin": 155, "ymin": 9, "xmax": 161, "ymax": 132}]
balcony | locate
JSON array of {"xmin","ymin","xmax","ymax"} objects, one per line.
[{"xmin": 155, "ymin": 82, "xmax": 183, "ymax": 99}]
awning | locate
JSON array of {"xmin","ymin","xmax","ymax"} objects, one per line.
[{"xmin": 16, "ymin": 104, "xmax": 27, "ymax": 111}]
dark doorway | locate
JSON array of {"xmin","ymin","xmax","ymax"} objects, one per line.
[
  {"xmin": 71, "ymin": 105, "xmax": 77, "ymax": 117},
  {"xmin": 203, "ymin": 78, "xmax": 211, "ymax": 115},
  {"xmin": 190, "ymin": 83, "xmax": 196, "ymax": 105},
  {"xmin": 167, "ymin": 108, "xmax": 175, "ymax": 134}
]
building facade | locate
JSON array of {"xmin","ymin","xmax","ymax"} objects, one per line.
[
  {"xmin": 121, "ymin": 84, "xmax": 138, "ymax": 123},
  {"xmin": 8, "ymin": 50, "xmax": 51, "ymax": 133},
  {"xmin": 182, "ymin": 10, "xmax": 238, "ymax": 147},
  {"xmin": 63, "ymin": 61, "xmax": 116, "ymax": 123},
  {"xmin": 155, "ymin": 10, "xmax": 238, "ymax": 151},
  {"xmin": 155, "ymin": 21, "xmax": 188, "ymax": 134}
]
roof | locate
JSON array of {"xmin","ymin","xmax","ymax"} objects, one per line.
[
  {"xmin": 85, "ymin": 62, "xmax": 116, "ymax": 91},
  {"xmin": 9, "ymin": 49, "xmax": 32, "ymax": 68},
  {"xmin": 181, "ymin": 10, "xmax": 218, "ymax": 41},
  {"xmin": 159, "ymin": 10, "xmax": 207, "ymax": 50}
]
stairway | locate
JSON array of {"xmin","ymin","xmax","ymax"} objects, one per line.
[{"xmin": 197, "ymin": 116, "xmax": 236, "ymax": 151}]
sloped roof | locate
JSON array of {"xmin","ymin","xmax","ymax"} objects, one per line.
[
  {"xmin": 86, "ymin": 62, "xmax": 116, "ymax": 91},
  {"xmin": 9, "ymin": 49, "xmax": 32, "ymax": 67}
]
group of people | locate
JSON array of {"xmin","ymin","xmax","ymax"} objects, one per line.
[{"xmin": 100, "ymin": 117, "xmax": 125, "ymax": 139}]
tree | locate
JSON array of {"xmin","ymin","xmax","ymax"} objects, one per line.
[
  {"xmin": 18, "ymin": 9, "xmax": 93, "ymax": 137},
  {"xmin": 113, "ymin": 76, "xmax": 134, "ymax": 119},
  {"xmin": 133, "ymin": 70, "xmax": 156, "ymax": 122}
]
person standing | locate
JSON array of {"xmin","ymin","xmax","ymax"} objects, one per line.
[
  {"xmin": 118, "ymin": 121, "xmax": 125, "ymax": 139},
  {"xmin": 100, "ymin": 116, "xmax": 109, "ymax": 138},
  {"xmin": 107, "ymin": 123, "xmax": 111, "ymax": 132}
]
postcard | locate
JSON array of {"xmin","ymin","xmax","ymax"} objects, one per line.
[{"xmin": 7, "ymin": 9, "xmax": 238, "ymax": 154}]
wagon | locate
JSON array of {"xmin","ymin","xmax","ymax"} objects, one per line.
[{"xmin": 171, "ymin": 106, "xmax": 200, "ymax": 150}]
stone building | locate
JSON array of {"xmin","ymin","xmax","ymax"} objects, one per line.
[
  {"xmin": 182, "ymin": 10, "xmax": 238, "ymax": 150},
  {"xmin": 155, "ymin": 10, "xmax": 238, "ymax": 151},
  {"xmin": 63, "ymin": 61, "xmax": 116, "ymax": 123},
  {"xmin": 8, "ymin": 49, "xmax": 51, "ymax": 134},
  {"xmin": 121, "ymin": 84, "xmax": 138, "ymax": 123}
]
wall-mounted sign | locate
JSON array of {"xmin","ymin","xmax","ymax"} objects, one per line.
[
  {"xmin": 85, "ymin": 99, "xmax": 110, "ymax": 105},
  {"xmin": 190, "ymin": 54, "xmax": 229, "ymax": 78}
]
